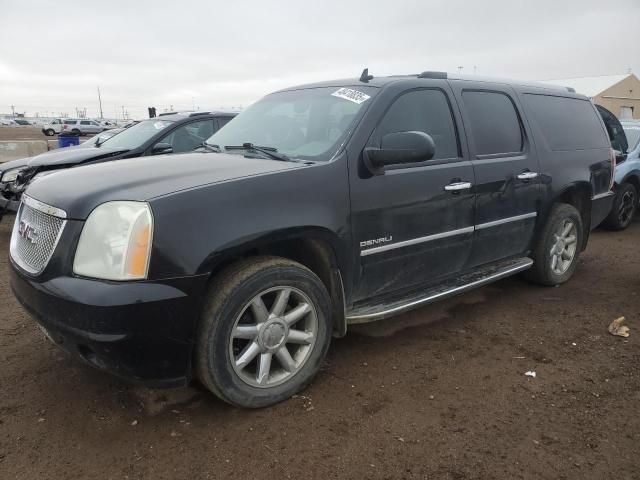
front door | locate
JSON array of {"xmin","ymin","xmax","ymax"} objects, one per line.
[
  {"xmin": 349, "ymin": 86, "xmax": 476, "ymax": 302},
  {"xmin": 450, "ymin": 82, "xmax": 541, "ymax": 267}
]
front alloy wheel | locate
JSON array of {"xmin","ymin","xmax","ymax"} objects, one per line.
[
  {"xmin": 196, "ymin": 256, "xmax": 332, "ymax": 408},
  {"xmin": 230, "ymin": 287, "xmax": 318, "ymax": 387}
]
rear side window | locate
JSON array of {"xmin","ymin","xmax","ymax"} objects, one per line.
[
  {"xmin": 374, "ymin": 89, "xmax": 459, "ymax": 160},
  {"xmin": 524, "ymin": 94, "xmax": 609, "ymax": 151},
  {"xmin": 80, "ymin": 120, "xmax": 91, "ymax": 125},
  {"xmin": 462, "ymin": 91, "xmax": 523, "ymax": 156}
]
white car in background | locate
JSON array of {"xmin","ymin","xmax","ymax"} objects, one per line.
[{"xmin": 42, "ymin": 118, "xmax": 107, "ymax": 136}]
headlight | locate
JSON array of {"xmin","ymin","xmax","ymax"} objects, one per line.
[
  {"xmin": 73, "ymin": 201, "xmax": 153, "ymax": 281},
  {"xmin": 1, "ymin": 167, "xmax": 24, "ymax": 183}
]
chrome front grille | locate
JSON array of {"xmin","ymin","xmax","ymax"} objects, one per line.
[{"xmin": 10, "ymin": 195, "xmax": 67, "ymax": 275}]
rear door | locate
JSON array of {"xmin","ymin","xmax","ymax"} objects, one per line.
[{"xmin": 450, "ymin": 82, "xmax": 541, "ymax": 267}]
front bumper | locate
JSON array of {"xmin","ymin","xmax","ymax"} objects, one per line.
[
  {"xmin": 0, "ymin": 193, "xmax": 21, "ymax": 213},
  {"xmin": 10, "ymin": 260, "xmax": 209, "ymax": 387}
]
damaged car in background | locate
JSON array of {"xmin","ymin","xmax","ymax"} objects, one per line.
[{"xmin": 0, "ymin": 111, "xmax": 236, "ymax": 215}]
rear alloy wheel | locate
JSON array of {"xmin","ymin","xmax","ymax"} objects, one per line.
[
  {"xmin": 196, "ymin": 256, "xmax": 332, "ymax": 408},
  {"xmin": 526, "ymin": 203, "xmax": 583, "ymax": 286},
  {"xmin": 602, "ymin": 183, "xmax": 637, "ymax": 231}
]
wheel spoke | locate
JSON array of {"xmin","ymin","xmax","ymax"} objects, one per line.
[
  {"xmin": 235, "ymin": 341, "xmax": 260, "ymax": 370},
  {"xmin": 551, "ymin": 254, "xmax": 558, "ymax": 271},
  {"xmin": 250, "ymin": 296, "xmax": 269, "ymax": 323},
  {"xmin": 232, "ymin": 324, "xmax": 259, "ymax": 340},
  {"xmin": 287, "ymin": 329, "xmax": 314, "ymax": 344},
  {"xmin": 283, "ymin": 303, "xmax": 311, "ymax": 326},
  {"xmin": 564, "ymin": 235, "xmax": 577, "ymax": 245},
  {"xmin": 275, "ymin": 346, "xmax": 297, "ymax": 372},
  {"xmin": 561, "ymin": 222, "xmax": 573, "ymax": 238},
  {"xmin": 271, "ymin": 288, "xmax": 291, "ymax": 317},
  {"xmin": 561, "ymin": 250, "xmax": 572, "ymax": 261},
  {"xmin": 256, "ymin": 352, "xmax": 272, "ymax": 385}
]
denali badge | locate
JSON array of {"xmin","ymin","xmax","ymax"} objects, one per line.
[
  {"xmin": 360, "ymin": 236, "xmax": 393, "ymax": 248},
  {"xmin": 17, "ymin": 220, "xmax": 38, "ymax": 244}
]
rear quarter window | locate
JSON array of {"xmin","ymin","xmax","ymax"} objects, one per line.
[{"xmin": 523, "ymin": 94, "xmax": 609, "ymax": 151}]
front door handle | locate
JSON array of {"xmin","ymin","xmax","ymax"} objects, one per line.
[
  {"xmin": 444, "ymin": 181, "xmax": 472, "ymax": 191},
  {"xmin": 517, "ymin": 171, "xmax": 538, "ymax": 180}
]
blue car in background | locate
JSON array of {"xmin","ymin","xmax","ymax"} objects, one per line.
[{"xmin": 596, "ymin": 105, "xmax": 640, "ymax": 230}]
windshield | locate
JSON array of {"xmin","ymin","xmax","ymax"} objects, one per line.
[
  {"xmin": 206, "ymin": 86, "xmax": 377, "ymax": 161},
  {"xmin": 101, "ymin": 120, "xmax": 172, "ymax": 150},
  {"xmin": 623, "ymin": 124, "xmax": 640, "ymax": 151}
]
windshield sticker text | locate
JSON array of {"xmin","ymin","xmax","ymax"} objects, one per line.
[{"xmin": 332, "ymin": 88, "xmax": 371, "ymax": 105}]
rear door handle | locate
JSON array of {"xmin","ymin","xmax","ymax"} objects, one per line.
[
  {"xmin": 517, "ymin": 171, "xmax": 538, "ymax": 180},
  {"xmin": 444, "ymin": 181, "xmax": 472, "ymax": 191}
]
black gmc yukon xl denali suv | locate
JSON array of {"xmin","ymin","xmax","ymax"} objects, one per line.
[{"xmin": 9, "ymin": 71, "xmax": 615, "ymax": 407}]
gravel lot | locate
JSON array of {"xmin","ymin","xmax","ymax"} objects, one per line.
[{"xmin": 0, "ymin": 214, "xmax": 639, "ymax": 480}]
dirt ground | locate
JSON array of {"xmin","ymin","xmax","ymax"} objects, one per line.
[
  {"xmin": 0, "ymin": 126, "xmax": 95, "ymax": 150},
  {"xmin": 1, "ymin": 215, "xmax": 639, "ymax": 480}
]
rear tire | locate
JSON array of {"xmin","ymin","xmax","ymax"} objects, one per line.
[
  {"xmin": 196, "ymin": 256, "xmax": 332, "ymax": 408},
  {"xmin": 526, "ymin": 203, "xmax": 583, "ymax": 286},
  {"xmin": 71, "ymin": 128, "xmax": 81, "ymax": 136},
  {"xmin": 602, "ymin": 182, "xmax": 637, "ymax": 231}
]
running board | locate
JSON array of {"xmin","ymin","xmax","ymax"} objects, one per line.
[{"xmin": 346, "ymin": 257, "xmax": 533, "ymax": 324}]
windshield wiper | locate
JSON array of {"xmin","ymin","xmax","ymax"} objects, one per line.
[
  {"xmin": 225, "ymin": 143, "xmax": 292, "ymax": 162},
  {"xmin": 197, "ymin": 142, "xmax": 222, "ymax": 153}
]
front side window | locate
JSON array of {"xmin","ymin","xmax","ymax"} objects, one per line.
[
  {"xmin": 372, "ymin": 89, "xmax": 459, "ymax": 160},
  {"xmin": 101, "ymin": 119, "xmax": 172, "ymax": 150},
  {"xmin": 206, "ymin": 86, "xmax": 378, "ymax": 161},
  {"xmin": 159, "ymin": 119, "xmax": 214, "ymax": 153},
  {"xmin": 463, "ymin": 91, "xmax": 523, "ymax": 156},
  {"xmin": 623, "ymin": 124, "xmax": 640, "ymax": 151}
]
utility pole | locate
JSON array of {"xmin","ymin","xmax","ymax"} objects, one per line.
[
  {"xmin": 458, "ymin": 66, "xmax": 464, "ymax": 73},
  {"xmin": 10, "ymin": 105, "xmax": 15, "ymax": 118},
  {"xmin": 121, "ymin": 105, "xmax": 125, "ymax": 120},
  {"xmin": 97, "ymin": 86, "xmax": 104, "ymax": 119}
]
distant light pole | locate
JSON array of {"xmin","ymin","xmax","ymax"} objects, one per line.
[
  {"xmin": 97, "ymin": 86, "xmax": 104, "ymax": 119},
  {"xmin": 458, "ymin": 66, "xmax": 464, "ymax": 73},
  {"xmin": 10, "ymin": 105, "xmax": 15, "ymax": 118}
]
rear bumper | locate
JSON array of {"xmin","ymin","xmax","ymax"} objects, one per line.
[
  {"xmin": 10, "ymin": 260, "xmax": 209, "ymax": 388},
  {"xmin": 591, "ymin": 191, "xmax": 615, "ymax": 229}
]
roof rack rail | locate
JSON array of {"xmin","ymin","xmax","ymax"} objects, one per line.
[
  {"xmin": 189, "ymin": 111, "xmax": 212, "ymax": 117},
  {"xmin": 417, "ymin": 71, "xmax": 447, "ymax": 79},
  {"xmin": 158, "ymin": 112, "xmax": 177, "ymax": 116}
]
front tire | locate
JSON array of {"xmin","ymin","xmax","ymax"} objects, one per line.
[
  {"xmin": 602, "ymin": 182, "xmax": 637, "ymax": 231},
  {"xmin": 196, "ymin": 256, "xmax": 332, "ymax": 408},
  {"xmin": 44, "ymin": 129, "xmax": 55, "ymax": 136},
  {"xmin": 526, "ymin": 203, "xmax": 583, "ymax": 286}
]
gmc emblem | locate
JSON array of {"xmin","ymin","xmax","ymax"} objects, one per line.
[{"xmin": 17, "ymin": 220, "xmax": 38, "ymax": 244}]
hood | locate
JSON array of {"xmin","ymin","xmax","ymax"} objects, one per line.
[
  {"xmin": 596, "ymin": 104, "xmax": 628, "ymax": 153},
  {"xmin": 27, "ymin": 145, "xmax": 128, "ymax": 168},
  {"xmin": 26, "ymin": 151, "xmax": 304, "ymax": 219},
  {"xmin": 0, "ymin": 156, "xmax": 31, "ymax": 174}
]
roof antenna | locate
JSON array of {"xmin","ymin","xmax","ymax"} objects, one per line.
[{"xmin": 359, "ymin": 68, "xmax": 374, "ymax": 83}]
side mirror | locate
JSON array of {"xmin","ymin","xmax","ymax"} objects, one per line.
[
  {"xmin": 614, "ymin": 149, "xmax": 627, "ymax": 164},
  {"xmin": 364, "ymin": 131, "xmax": 435, "ymax": 175},
  {"xmin": 152, "ymin": 142, "xmax": 173, "ymax": 155}
]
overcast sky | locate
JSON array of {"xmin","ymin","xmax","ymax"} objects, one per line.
[{"xmin": 1, "ymin": 0, "xmax": 639, "ymax": 119}]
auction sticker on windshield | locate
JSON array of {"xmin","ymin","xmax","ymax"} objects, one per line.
[{"xmin": 332, "ymin": 88, "xmax": 371, "ymax": 104}]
